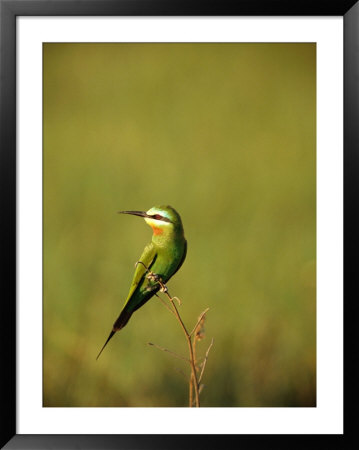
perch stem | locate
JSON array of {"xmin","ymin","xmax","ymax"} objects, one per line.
[{"xmin": 158, "ymin": 281, "xmax": 200, "ymax": 408}]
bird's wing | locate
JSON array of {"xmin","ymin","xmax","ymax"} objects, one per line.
[{"xmin": 122, "ymin": 242, "xmax": 157, "ymax": 307}]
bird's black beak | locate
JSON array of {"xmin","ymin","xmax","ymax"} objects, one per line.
[{"xmin": 118, "ymin": 210, "xmax": 151, "ymax": 218}]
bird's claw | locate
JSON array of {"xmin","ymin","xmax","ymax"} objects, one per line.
[
  {"xmin": 147, "ymin": 271, "xmax": 160, "ymax": 282},
  {"xmin": 147, "ymin": 271, "xmax": 168, "ymax": 292}
]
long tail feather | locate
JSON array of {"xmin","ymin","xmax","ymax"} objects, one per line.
[
  {"xmin": 96, "ymin": 310, "xmax": 133, "ymax": 360},
  {"xmin": 96, "ymin": 330, "xmax": 115, "ymax": 360}
]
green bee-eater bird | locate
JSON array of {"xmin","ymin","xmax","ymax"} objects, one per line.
[{"xmin": 96, "ymin": 205, "xmax": 187, "ymax": 359}]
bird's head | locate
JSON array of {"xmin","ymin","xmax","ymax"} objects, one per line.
[{"xmin": 119, "ymin": 205, "xmax": 184, "ymax": 236}]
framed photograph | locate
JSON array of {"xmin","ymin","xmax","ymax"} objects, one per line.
[{"xmin": 1, "ymin": 0, "xmax": 356, "ymax": 448}]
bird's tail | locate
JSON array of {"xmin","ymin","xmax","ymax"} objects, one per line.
[
  {"xmin": 96, "ymin": 330, "xmax": 115, "ymax": 360},
  {"xmin": 113, "ymin": 309, "xmax": 133, "ymax": 331},
  {"xmin": 96, "ymin": 309, "xmax": 133, "ymax": 360}
]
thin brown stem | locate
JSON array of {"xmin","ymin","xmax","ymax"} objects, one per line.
[
  {"xmin": 140, "ymin": 264, "xmax": 211, "ymax": 408},
  {"xmin": 191, "ymin": 329, "xmax": 199, "ymax": 408},
  {"xmin": 147, "ymin": 342, "xmax": 189, "ymax": 362},
  {"xmin": 189, "ymin": 373, "xmax": 193, "ymax": 407},
  {"xmin": 158, "ymin": 282, "xmax": 200, "ymax": 408},
  {"xmin": 155, "ymin": 293, "xmax": 175, "ymax": 316},
  {"xmin": 198, "ymin": 338, "xmax": 214, "ymax": 384}
]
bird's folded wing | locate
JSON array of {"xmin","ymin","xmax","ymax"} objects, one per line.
[{"xmin": 122, "ymin": 242, "xmax": 157, "ymax": 307}]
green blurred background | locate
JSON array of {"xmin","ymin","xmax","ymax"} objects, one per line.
[{"xmin": 43, "ymin": 43, "xmax": 316, "ymax": 407}]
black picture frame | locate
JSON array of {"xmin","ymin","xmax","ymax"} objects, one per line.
[{"xmin": 1, "ymin": 1, "xmax": 357, "ymax": 448}]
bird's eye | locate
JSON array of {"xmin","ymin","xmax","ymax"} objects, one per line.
[{"xmin": 153, "ymin": 214, "xmax": 163, "ymax": 220}]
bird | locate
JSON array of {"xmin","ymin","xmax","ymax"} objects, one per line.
[{"xmin": 96, "ymin": 205, "xmax": 187, "ymax": 359}]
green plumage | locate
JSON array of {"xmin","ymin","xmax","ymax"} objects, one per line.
[{"xmin": 97, "ymin": 205, "xmax": 186, "ymax": 359}]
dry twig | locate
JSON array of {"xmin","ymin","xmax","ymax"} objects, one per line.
[
  {"xmin": 142, "ymin": 265, "xmax": 213, "ymax": 407},
  {"xmin": 147, "ymin": 342, "xmax": 189, "ymax": 362}
]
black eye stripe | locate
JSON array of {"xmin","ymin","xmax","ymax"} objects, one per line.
[{"xmin": 151, "ymin": 214, "xmax": 171, "ymax": 223}]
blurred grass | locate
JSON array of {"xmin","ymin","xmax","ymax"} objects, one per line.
[{"xmin": 43, "ymin": 43, "xmax": 316, "ymax": 407}]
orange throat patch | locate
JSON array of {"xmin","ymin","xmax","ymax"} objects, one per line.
[{"xmin": 151, "ymin": 226, "xmax": 163, "ymax": 236}]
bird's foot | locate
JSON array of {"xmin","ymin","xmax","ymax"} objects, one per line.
[
  {"xmin": 147, "ymin": 271, "xmax": 161, "ymax": 283},
  {"xmin": 147, "ymin": 271, "xmax": 168, "ymax": 293}
]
